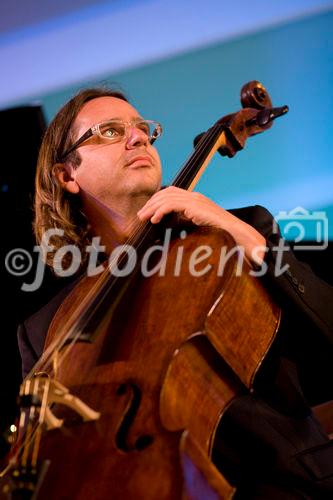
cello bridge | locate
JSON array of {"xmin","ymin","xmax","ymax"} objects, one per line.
[{"xmin": 19, "ymin": 374, "xmax": 101, "ymax": 431}]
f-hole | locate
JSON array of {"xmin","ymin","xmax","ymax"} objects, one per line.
[{"xmin": 115, "ymin": 383, "xmax": 154, "ymax": 452}]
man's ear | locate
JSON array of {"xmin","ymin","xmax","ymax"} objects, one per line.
[{"xmin": 53, "ymin": 163, "xmax": 80, "ymax": 194}]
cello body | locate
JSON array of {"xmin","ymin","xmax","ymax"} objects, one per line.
[{"xmin": 29, "ymin": 227, "xmax": 280, "ymax": 499}]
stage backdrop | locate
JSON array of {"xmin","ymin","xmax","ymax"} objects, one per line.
[{"xmin": 7, "ymin": 9, "xmax": 333, "ymax": 242}]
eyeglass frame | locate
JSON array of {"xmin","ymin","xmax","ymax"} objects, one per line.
[{"xmin": 58, "ymin": 119, "xmax": 163, "ymax": 162}]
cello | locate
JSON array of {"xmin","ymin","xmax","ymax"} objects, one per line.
[{"xmin": 1, "ymin": 81, "xmax": 288, "ymax": 499}]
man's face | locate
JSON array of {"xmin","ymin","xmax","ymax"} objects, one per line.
[{"xmin": 67, "ymin": 96, "xmax": 162, "ymax": 207}]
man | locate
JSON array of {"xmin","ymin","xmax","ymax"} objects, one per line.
[{"xmin": 18, "ymin": 88, "xmax": 333, "ymax": 498}]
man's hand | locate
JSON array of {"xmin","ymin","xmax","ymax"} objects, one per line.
[{"xmin": 137, "ymin": 186, "xmax": 266, "ymax": 265}]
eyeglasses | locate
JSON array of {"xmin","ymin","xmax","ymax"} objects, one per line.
[{"xmin": 59, "ymin": 119, "xmax": 162, "ymax": 162}]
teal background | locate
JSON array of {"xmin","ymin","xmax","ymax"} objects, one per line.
[{"xmin": 29, "ymin": 10, "xmax": 333, "ymax": 240}]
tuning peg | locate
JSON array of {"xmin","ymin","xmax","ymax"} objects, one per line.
[{"xmin": 246, "ymin": 105, "xmax": 289, "ymax": 127}]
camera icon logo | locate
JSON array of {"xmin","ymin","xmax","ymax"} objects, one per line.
[{"xmin": 273, "ymin": 206, "xmax": 328, "ymax": 250}]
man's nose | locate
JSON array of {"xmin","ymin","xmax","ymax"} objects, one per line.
[{"xmin": 125, "ymin": 126, "xmax": 149, "ymax": 148}]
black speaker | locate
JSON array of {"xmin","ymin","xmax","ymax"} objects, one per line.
[
  {"xmin": 0, "ymin": 105, "xmax": 46, "ymax": 457},
  {"xmin": 0, "ymin": 105, "xmax": 46, "ymax": 245}
]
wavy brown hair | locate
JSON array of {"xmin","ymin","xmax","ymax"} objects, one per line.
[{"xmin": 34, "ymin": 87, "xmax": 128, "ymax": 268}]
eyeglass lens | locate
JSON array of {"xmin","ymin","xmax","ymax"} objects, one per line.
[{"xmin": 99, "ymin": 120, "xmax": 156, "ymax": 140}]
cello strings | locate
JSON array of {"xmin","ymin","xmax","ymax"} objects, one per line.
[
  {"xmin": 13, "ymin": 123, "xmax": 224, "ymax": 464},
  {"xmin": 26, "ymin": 123, "xmax": 222, "ymax": 381},
  {"xmin": 26, "ymin": 123, "xmax": 223, "ymax": 380},
  {"xmin": 29, "ymin": 122, "xmax": 223, "ymax": 377}
]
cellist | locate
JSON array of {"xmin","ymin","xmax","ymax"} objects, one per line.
[{"xmin": 17, "ymin": 87, "xmax": 333, "ymax": 498}]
